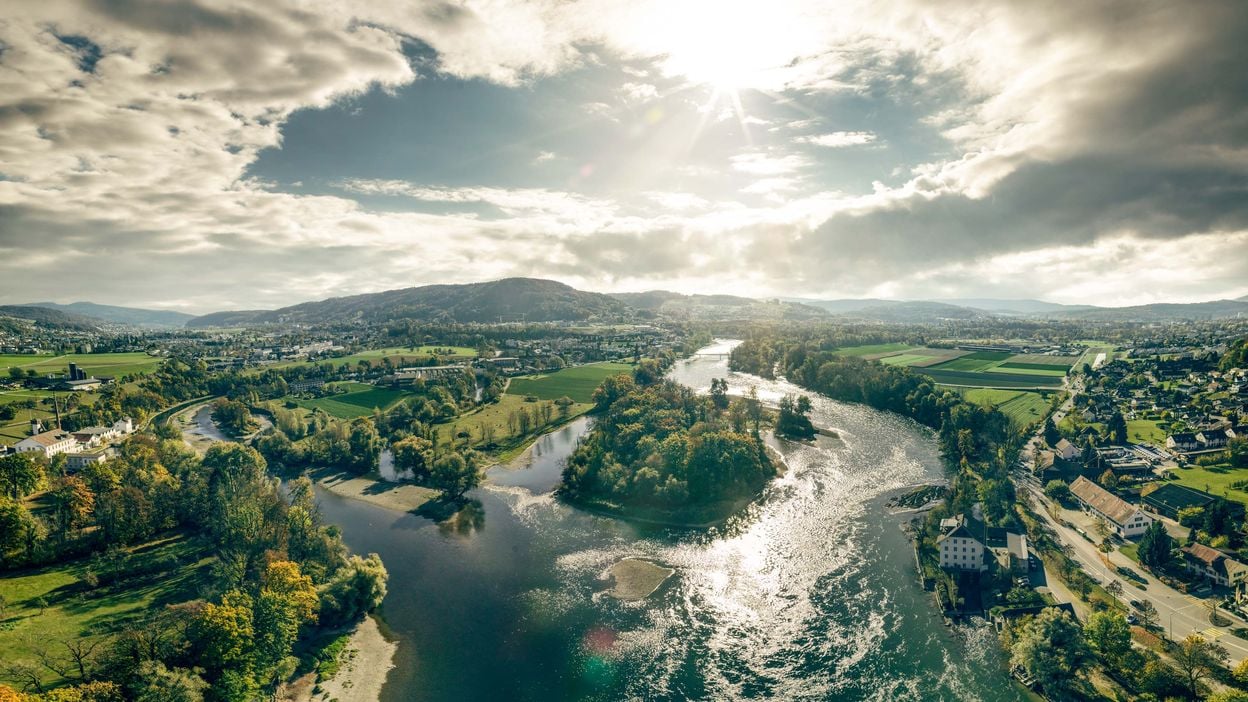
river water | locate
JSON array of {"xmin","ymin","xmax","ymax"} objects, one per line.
[{"xmin": 315, "ymin": 341, "xmax": 1025, "ymax": 701}]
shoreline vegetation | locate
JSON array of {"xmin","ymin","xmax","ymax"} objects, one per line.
[{"xmin": 285, "ymin": 614, "xmax": 397, "ymax": 702}]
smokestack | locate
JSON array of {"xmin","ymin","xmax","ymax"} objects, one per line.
[{"xmin": 53, "ymin": 394, "xmax": 61, "ymax": 429}]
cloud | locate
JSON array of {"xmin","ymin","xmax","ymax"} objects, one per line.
[
  {"xmin": 729, "ymin": 152, "xmax": 810, "ymax": 176},
  {"xmin": 796, "ymin": 131, "xmax": 877, "ymax": 148}
]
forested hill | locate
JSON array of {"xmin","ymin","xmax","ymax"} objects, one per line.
[
  {"xmin": 0, "ymin": 304, "xmax": 101, "ymax": 331},
  {"xmin": 20, "ymin": 301, "xmax": 194, "ymax": 328},
  {"xmin": 187, "ymin": 278, "xmax": 631, "ymax": 327},
  {"xmin": 610, "ymin": 291, "xmax": 829, "ymax": 321}
]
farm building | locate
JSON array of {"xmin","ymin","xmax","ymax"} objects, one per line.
[{"xmin": 1069, "ymin": 476, "xmax": 1153, "ymax": 538}]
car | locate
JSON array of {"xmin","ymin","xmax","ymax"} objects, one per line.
[
  {"xmin": 1129, "ymin": 599, "xmax": 1144, "ymax": 610},
  {"xmin": 1126, "ymin": 614, "xmax": 1138, "ymax": 625}
]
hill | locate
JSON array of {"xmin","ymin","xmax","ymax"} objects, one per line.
[
  {"xmin": 935, "ymin": 298, "xmax": 1096, "ymax": 315},
  {"xmin": 780, "ymin": 297, "xmax": 894, "ymax": 314},
  {"xmin": 836, "ymin": 300, "xmax": 990, "ymax": 323},
  {"xmin": 188, "ymin": 278, "xmax": 631, "ymax": 327},
  {"xmin": 612, "ymin": 291, "xmax": 828, "ymax": 321},
  {"xmin": 1050, "ymin": 299, "xmax": 1248, "ymax": 322},
  {"xmin": 20, "ymin": 301, "xmax": 194, "ymax": 328},
  {"xmin": 0, "ymin": 304, "xmax": 100, "ymax": 331}
]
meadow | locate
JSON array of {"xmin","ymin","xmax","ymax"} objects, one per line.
[
  {"xmin": 959, "ymin": 388, "xmax": 1052, "ymax": 428},
  {"xmin": 1165, "ymin": 466, "xmax": 1248, "ymax": 506},
  {"xmin": 270, "ymin": 346, "xmax": 477, "ymax": 371},
  {"xmin": 506, "ymin": 362, "xmax": 636, "ymax": 403},
  {"xmin": 290, "ymin": 382, "xmax": 409, "ymax": 419},
  {"xmin": 443, "ymin": 393, "xmax": 593, "ymax": 460},
  {"xmin": 1126, "ymin": 418, "xmax": 1168, "ymax": 444},
  {"xmin": 0, "ymin": 534, "xmax": 213, "ymax": 689},
  {"xmin": 917, "ymin": 367, "xmax": 1065, "ymax": 388},
  {"xmin": 831, "ymin": 342, "xmax": 915, "ymax": 358}
]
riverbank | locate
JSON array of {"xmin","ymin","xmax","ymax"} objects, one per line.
[
  {"xmin": 286, "ymin": 615, "xmax": 397, "ymax": 702},
  {"xmin": 312, "ymin": 466, "xmax": 440, "ymax": 513}
]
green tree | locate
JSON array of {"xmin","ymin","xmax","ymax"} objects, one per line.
[
  {"xmin": 1043, "ymin": 479, "xmax": 1071, "ymax": 503},
  {"xmin": 131, "ymin": 661, "xmax": 209, "ymax": 702},
  {"xmin": 0, "ymin": 453, "xmax": 43, "ymax": 500},
  {"xmin": 429, "ymin": 452, "xmax": 480, "ymax": 499},
  {"xmin": 591, "ymin": 374, "xmax": 637, "ymax": 412},
  {"xmin": 319, "ymin": 554, "xmax": 389, "ymax": 627},
  {"xmin": 1136, "ymin": 599, "xmax": 1159, "ymax": 630},
  {"xmin": 391, "ymin": 436, "xmax": 434, "ymax": 479},
  {"xmin": 1138, "ymin": 520, "xmax": 1173, "ymax": 569},
  {"xmin": 47, "ymin": 476, "xmax": 95, "ymax": 538},
  {"xmin": 252, "ymin": 561, "xmax": 318, "ymax": 684},
  {"xmin": 1010, "ymin": 608, "xmax": 1089, "ymax": 696},
  {"xmin": 1107, "ymin": 411, "xmax": 1127, "ymax": 445},
  {"xmin": 1043, "ymin": 417, "xmax": 1060, "ymax": 445},
  {"xmin": 0, "ymin": 497, "xmax": 39, "ymax": 558},
  {"xmin": 1083, "ymin": 610, "xmax": 1131, "ymax": 666}
]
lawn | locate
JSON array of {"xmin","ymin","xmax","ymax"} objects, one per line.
[
  {"xmin": 1127, "ymin": 419, "xmax": 1168, "ymax": 444},
  {"xmin": 831, "ymin": 343, "xmax": 915, "ymax": 358},
  {"xmin": 0, "ymin": 534, "xmax": 213, "ymax": 690},
  {"xmin": 506, "ymin": 362, "xmax": 635, "ymax": 403},
  {"xmin": 1165, "ymin": 466, "xmax": 1248, "ymax": 506},
  {"xmin": 0, "ymin": 352, "xmax": 162, "ymax": 378}
]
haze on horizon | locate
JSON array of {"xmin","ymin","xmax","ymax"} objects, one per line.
[{"xmin": 1, "ymin": 1, "xmax": 1246, "ymax": 315}]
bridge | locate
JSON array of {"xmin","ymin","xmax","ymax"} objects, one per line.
[{"xmin": 694, "ymin": 352, "xmax": 731, "ymax": 359}]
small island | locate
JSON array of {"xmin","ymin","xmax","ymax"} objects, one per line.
[
  {"xmin": 559, "ymin": 375, "xmax": 778, "ymax": 526},
  {"xmin": 774, "ymin": 393, "xmax": 817, "ymax": 440},
  {"xmin": 600, "ymin": 558, "xmax": 675, "ymax": 600}
]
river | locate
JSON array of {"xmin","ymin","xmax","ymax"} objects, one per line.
[{"xmin": 314, "ymin": 341, "xmax": 1026, "ymax": 701}]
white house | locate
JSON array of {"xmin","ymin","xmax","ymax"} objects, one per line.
[
  {"xmin": 1055, "ymin": 438, "xmax": 1079, "ymax": 461},
  {"xmin": 15, "ymin": 429, "xmax": 79, "ymax": 459},
  {"xmin": 1181, "ymin": 542, "xmax": 1248, "ymax": 589},
  {"xmin": 1069, "ymin": 476, "xmax": 1153, "ymax": 538},
  {"xmin": 938, "ymin": 515, "xmax": 988, "ymax": 572}
]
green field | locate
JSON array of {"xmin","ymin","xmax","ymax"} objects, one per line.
[
  {"xmin": 832, "ymin": 343, "xmax": 915, "ymax": 357},
  {"xmin": 1127, "ymin": 419, "xmax": 1168, "ymax": 444},
  {"xmin": 928, "ymin": 351, "xmax": 1013, "ymax": 372},
  {"xmin": 985, "ymin": 365, "xmax": 1068, "ymax": 377},
  {"xmin": 443, "ymin": 393, "xmax": 592, "ymax": 460},
  {"xmin": 291, "ymin": 382, "xmax": 409, "ymax": 419},
  {"xmin": 878, "ymin": 353, "xmax": 934, "ymax": 366},
  {"xmin": 271, "ymin": 346, "xmax": 477, "ymax": 371},
  {"xmin": 918, "ymin": 367, "xmax": 1064, "ymax": 388},
  {"xmin": 0, "ymin": 534, "xmax": 213, "ymax": 689},
  {"xmin": 960, "ymin": 388, "xmax": 1052, "ymax": 428},
  {"xmin": 507, "ymin": 362, "xmax": 635, "ymax": 403},
  {"xmin": 997, "ymin": 361, "xmax": 1071, "ymax": 373},
  {"xmin": 1165, "ymin": 467, "xmax": 1248, "ymax": 506},
  {"xmin": 0, "ymin": 352, "xmax": 162, "ymax": 378}
]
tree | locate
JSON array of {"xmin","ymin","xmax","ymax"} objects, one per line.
[
  {"xmin": 1136, "ymin": 599, "xmax": 1159, "ymax": 630},
  {"xmin": 775, "ymin": 394, "xmax": 816, "ymax": 440},
  {"xmin": 1108, "ymin": 411, "xmax": 1127, "ymax": 445},
  {"xmin": 130, "ymin": 661, "xmax": 209, "ymax": 702},
  {"xmin": 1043, "ymin": 417, "xmax": 1060, "ymax": 445},
  {"xmin": 1097, "ymin": 469, "xmax": 1119, "ymax": 489},
  {"xmin": 319, "ymin": 554, "xmax": 388, "ymax": 627},
  {"xmin": 391, "ymin": 436, "xmax": 434, "ymax": 479},
  {"xmin": 591, "ymin": 374, "xmax": 637, "ymax": 412},
  {"xmin": 47, "ymin": 477, "xmax": 95, "ymax": 538},
  {"xmin": 1044, "ymin": 479, "xmax": 1071, "ymax": 503},
  {"xmin": 252, "ymin": 561, "xmax": 318, "ymax": 684},
  {"xmin": 1138, "ymin": 520, "xmax": 1173, "ymax": 569},
  {"xmin": 0, "ymin": 454, "xmax": 43, "ymax": 500},
  {"xmin": 554, "ymin": 395, "xmax": 574, "ymax": 419},
  {"xmin": 1172, "ymin": 633, "xmax": 1229, "ymax": 699},
  {"xmin": 1010, "ymin": 608, "xmax": 1089, "ymax": 696},
  {"xmin": 429, "ymin": 452, "xmax": 480, "ymax": 499},
  {"xmin": 0, "ymin": 498, "xmax": 38, "ymax": 559},
  {"xmin": 709, "ymin": 378, "xmax": 729, "ymax": 411},
  {"xmin": 1083, "ymin": 611, "xmax": 1131, "ymax": 666}
]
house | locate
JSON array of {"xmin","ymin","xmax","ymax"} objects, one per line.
[
  {"xmin": 65, "ymin": 448, "xmax": 108, "ymax": 473},
  {"xmin": 63, "ymin": 377, "xmax": 102, "ymax": 391},
  {"xmin": 1181, "ymin": 542, "xmax": 1248, "ymax": 589},
  {"xmin": 1196, "ymin": 428, "xmax": 1232, "ymax": 449},
  {"xmin": 1166, "ymin": 433, "xmax": 1199, "ymax": 452},
  {"xmin": 1055, "ymin": 438, "xmax": 1079, "ymax": 461},
  {"xmin": 15, "ymin": 429, "xmax": 79, "ymax": 458},
  {"xmin": 938, "ymin": 515, "xmax": 988, "ymax": 572},
  {"xmin": 937, "ymin": 514, "xmax": 1028, "ymax": 573},
  {"xmin": 1068, "ymin": 476, "xmax": 1153, "ymax": 538},
  {"xmin": 1142, "ymin": 482, "xmax": 1216, "ymax": 519},
  {"xmin": 112, "ymin": 417, "xmax": 134, "ymax": 435}
]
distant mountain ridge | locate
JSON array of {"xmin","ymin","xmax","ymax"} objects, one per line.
[
  {"xmin": 20, "ymin": 301, "xmax": 194, "ymax": 328},
  {"xmin": 0, "ymin": 305, "xmax": 101, "ymax": 330},
  {"xmin": 612, "ymin": 291, "xmax": 828, "ymax": 321},
  {"xmin": 187, "ymin": 278, "xmax": 630, "ymax": 327}
]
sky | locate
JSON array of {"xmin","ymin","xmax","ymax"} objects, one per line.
[{"xmin": 1, "ymin": 1, "xmax": 1246, "ymax": 314}]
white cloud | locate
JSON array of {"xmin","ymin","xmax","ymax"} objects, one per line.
[
  {"xmin": 797, "ymin": 131, "xmax": 877, "ymax": 148},
  {"xmin": 729, "ymin": 152, "xmax": 810, "ymax": 176}
]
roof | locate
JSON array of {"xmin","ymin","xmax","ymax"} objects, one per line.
[
  {"xmin": 21, "ymin": 430, "xmax": 75, "ymax": 447},
  {"xmin": 1055, "ymin": 438, "xmax": 1075, "ymax": 452},
  {"xmin": 1069, "ymin": 476, "xmax": 1139, "ymax": 526},
  {"xmin": 1142, "ymin": 483, "xmax": 1215, "ymax": 512},
  {"xmin": 1182, "ymin": 543, "xmax": 1248, "ymax": 579},
  {"xmin": 937, "ymin": 514, "xmax": 985, "ymax": 545},
  {"xmin": 1168, "ymin": 432, "xmax": 1197, "ymax": 443}
]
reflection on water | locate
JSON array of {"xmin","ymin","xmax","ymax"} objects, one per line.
[{"xmin": 316, "ymin": 342, "xmax": 1024, "ymax": 701}]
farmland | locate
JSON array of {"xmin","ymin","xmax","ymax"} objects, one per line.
[
  {"xmin": 959, "ymin": 388, "xmax": 1053, "ymax": 428},
  {"xmin": 831, "ymin": 342, "xmax": 914, "ymax": 358},
  {"xmin": 506, "ymin": 361, "xmax": 636, "ymax": 403}
]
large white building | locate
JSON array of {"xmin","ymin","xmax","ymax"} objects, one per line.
[
  {"xmin": 1069, "ymin": 476, "xmax": 1153, "ymax": 538},
  {"xmin": 937, "ymin": 514, "xmax": 1030, "ymax": 573},
  {"xmin": 15, "ymin": 429, "xmax": 79, "ymax": 458}
]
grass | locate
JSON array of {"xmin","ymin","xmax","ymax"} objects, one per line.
[
  {"xmin": 506, "ymin": 362, "xmax": 635, "ymax": 404},
  {"xmin": 984, "ymin": 365, "xmax": 1068, "ymax": 377},
  {"xmin": 1165, "ymin": 466, "xmax": 1248, "ymax": 506},
  {"xmin": 290, "ymin": 382, "xmax": 411, "ymax": 419},
  {"xmin": 0, "ymin": 534, "xmax": 213, "ymax": 689},
  {"xmin": 1127, "ymin": 419, "xmax": 1168, "ymax": 444},
  {"xmin": 998, "ymin": 361, "xmax": 1071, "ymax": 373},
  {"xmin": 928, "ymin": 351, "xmax": 1013, "ymax": 372},
  {"xmin": 831, "ymin": 342, "xmax": 915, "ymax": 357},
  {"xmin": 0, "ymin": 352, "xmax": 162, "ymax": 378},
  {"xmin": 878, "ymin": 353, "xmax": 937, "ymax": 366},
  {"xmin": 960, "ymin": 388, "xmax": 1052, "ymax": 428}
]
